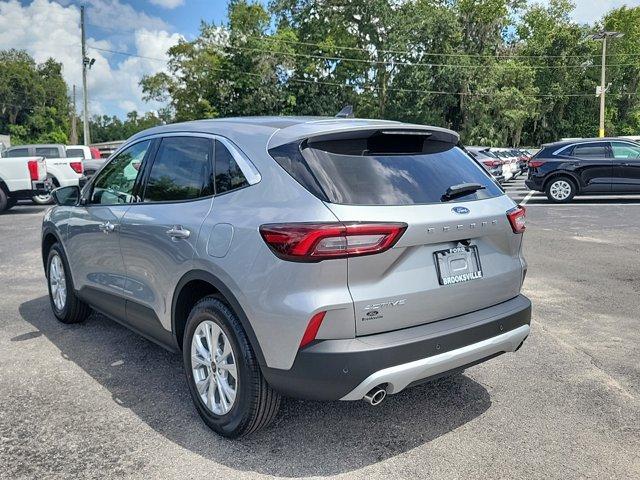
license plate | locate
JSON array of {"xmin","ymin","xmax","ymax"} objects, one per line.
[{"xmin": 434, "ymin": 244, "xmax": 483, "ymax": 286}]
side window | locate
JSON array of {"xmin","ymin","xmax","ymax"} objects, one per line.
[
  {"xmin": 611, "ymin": 142, "xmax": 640, "ymax": 159},
  {"xmin": 214, "ymin": 140, "xmax": 248, "ymax": 194},
  {"xmin": 571, "ymin": 143, "xmax": 608, "ymax": 159},
  {"xmin": 90, "ymin": 140, "xmax": 150, "ymax": 205},
  {"xmin": 6, "ymin": 148, "xmax": 29, "ymax": 158},
  {"xmin": 35, "ymin": 147, "xmax": 60, "ymax": 158},
  {"xmin": 143, "ymin": 136, "xmax": 213, "ymax": 202}
]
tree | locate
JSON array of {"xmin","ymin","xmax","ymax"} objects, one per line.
[{"xmin": 0, "ymin": 50, "xmax": 70, "ymax": 144}]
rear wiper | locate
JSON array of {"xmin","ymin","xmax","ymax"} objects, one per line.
[{"xmin": 441, "ymin": 183, "xmax": 485, "ymax": 201}]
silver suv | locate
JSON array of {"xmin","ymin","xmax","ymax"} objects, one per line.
[{"xmin": 42, "ymin": 117, "xmax": 531, "ymax": 438}]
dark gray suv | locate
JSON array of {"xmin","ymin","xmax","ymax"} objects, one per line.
[{"xmin": 42, "ymin": 117, "xmax": 531, "ymax": 437}]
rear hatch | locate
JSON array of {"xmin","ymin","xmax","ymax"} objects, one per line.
[{"xmin": 269, "ymin": 128, "xmax": 524, "ymax": 336}]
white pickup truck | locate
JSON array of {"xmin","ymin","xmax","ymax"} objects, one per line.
[
  {"xmin": 2, "ymin": 144, "xmax": 86, "ymax": 204},
  {"xmin": 0, "ymin": 155, "xmax": 48, "ymax": 212}
]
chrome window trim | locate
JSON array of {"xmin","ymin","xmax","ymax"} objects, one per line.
[
  {"xmin": 551, "ymin": 140, "xmax": 628, "ymax": 157},
  {"xmin": 115, "ymin": 131, "xmax": 261, "ymax": 186}
]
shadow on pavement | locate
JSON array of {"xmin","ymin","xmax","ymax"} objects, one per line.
[{"xmin": 19, "ymin": 295, "xmax": 491, "ymax": 477}]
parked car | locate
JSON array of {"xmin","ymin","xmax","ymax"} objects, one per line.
[
  {"xmin": 65, "ymin": 145, "xmax": 106, "ymax": 177},
  {"xmin": 0, "ymin": 154, "xmax": 48, "ymax": 212},
  {"xmin": 466, "ymin": 146, "xmax": 505, "ymax": 183},
  {"xmin": 526, "ymin": 138, "xmax": 640, "ymax": 202},
  {"xmin": 491, "ymin": 148, "xmax": 517, "ymax": 181},
  {"xmin": 3, "ymin": 144, "xmax": 85, "ymax": 204},
  {"xmin": 42, "ymin": 117, "xmax": 531, "ymax": 438}
]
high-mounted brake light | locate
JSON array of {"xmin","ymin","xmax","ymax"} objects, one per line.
[
  {"xmin": 528, "ymin": 160, "xmax": 546, "ymax": 168},
  {"xmin": 507, "ymin": 206, "xmax": 526, "ymax": 234},
  {"xmin": 69, "ymin": 161, "xmax": 84, "ymax": 174},
  {"xmin": 259, "ymin": 222, "xmax": 407, "ymax": 262},
  {"xmin": 27, "ymin": 160, "xmax": 40, "ymax": 181}
]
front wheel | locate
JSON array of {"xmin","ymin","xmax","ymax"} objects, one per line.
[
  {"xmin": 183, "ymin": 296, "xmax": 281, "ymax": 438},
  {"xmin": 32, "ymin": 176, "xmax": 57, "ymax": 205},
  {"xmin": 46, "ymin": 244, "xmax": 91, "ymax": 323},
  {"xmin": 545, "ymin": 177, "xmax": 576, "ymax": 203}
]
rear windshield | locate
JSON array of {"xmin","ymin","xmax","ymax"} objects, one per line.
[{"xmin": 270, "ymin": 136, "xmax": 502, "ymax": 206}]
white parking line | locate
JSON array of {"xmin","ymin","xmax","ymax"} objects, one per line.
[{"xmin": 520, "ymin": 191, "xmax": 535, "ymax": 206}]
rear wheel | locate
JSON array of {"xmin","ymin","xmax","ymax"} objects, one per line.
[
  {"xmin": 46, "ymin": 244, "xmax": 91, "ymax": 324},
  {"xmin": 545, "ymin": 177, "xmax": 576, "ymax": 203},
  {"xmin": 0, "ymin": 189, "xmax": 9, "ymax": 212},
  {"xmin": 183, "ymin": 296, "xmax": 280, "ymax": 438},
  {"xmin": 32, "ymin": 176, "xmax": 57, "ymax": 205}
]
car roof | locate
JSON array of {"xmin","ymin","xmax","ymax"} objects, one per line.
[
  {"xmin": 127, "ymin": 116, "xmax": 460, "ymax": 150},
  {"xmin": 542, "ymin": 137, "xmax": 639, "ymax": 148}
]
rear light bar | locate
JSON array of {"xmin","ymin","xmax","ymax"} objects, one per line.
[
  {"xmin": 69, "ymin": 161, "xmax": 83, "ymax": 174},
  {"xmin": 507, "ymin": 205, "xmax": 526, "ymax": 234},
  {"xmin": 27, "ymin": 160, "xmax": 40, "ymax": 181},
  {"xmin": 528, "ymin": 160, "xmax": 546, "ymax": 168},
  {"xmin": 259, "ymin": 222, "xmax": 407, "ymax": 262}
]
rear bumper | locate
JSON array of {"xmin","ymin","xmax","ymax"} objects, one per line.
[{"xmin": 262, "ymin": 295, "xmax": 531, "ymax": 401}]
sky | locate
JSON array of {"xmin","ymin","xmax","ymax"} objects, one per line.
[{"xmin": 0, "ymin": 0, "xmax": 639, "ymax": 119}]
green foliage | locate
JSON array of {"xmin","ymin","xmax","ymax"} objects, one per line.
[
  {"xmin": 0, "ymin": 50, "xmax": 70, "ymax": 144},
  {"xmin": 87, "ymin": 111, "xmax": 166, "ymax": 143}
]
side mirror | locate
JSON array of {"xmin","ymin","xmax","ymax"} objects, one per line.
[{"xmin": 52, "ymin": 185, "xmax": 81, "ymax": 206}]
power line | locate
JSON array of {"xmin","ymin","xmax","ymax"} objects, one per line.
[
  {"xmin": 87, "ymin": 45, "xmax": 640, "ymax": 99},
  {"xmin": 243, "ymin": 34, "xmax": 640, "ymax": 59}
]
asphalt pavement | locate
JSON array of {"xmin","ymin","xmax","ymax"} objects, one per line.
[{"xmin": 1, "ymin": 184, "xmax": 639, "ymax": 479}]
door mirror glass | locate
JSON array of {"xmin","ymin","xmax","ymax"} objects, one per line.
[{"xmin": 52, "ymin": 185, "xmax": 80, "ymax": 206}]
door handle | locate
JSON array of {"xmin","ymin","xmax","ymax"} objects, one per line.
[
  {"xmin": 166, "ymin": 225, "xmax": 191, "ymax": 240},
  {"xmin": 98, "ymin": 221, "xmax": 116, "ymax": 233}
]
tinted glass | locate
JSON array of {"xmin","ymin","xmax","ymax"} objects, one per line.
[
  {"xmin": 91, "ymin": 140, "xmax": 150, "ymax": 205},
  {"xmin": 611, "ymin": 142, "xmax": 640, "ymax": 159},
  {"xmin": 571, "ymin": 143, "xmax": 608, "ymax": 158},
  {"xmin": 35, "ymin": 147, "xmax": 60, "ymax": 158},
  {"xmin": 6, "ymin": 148, "xmax": 29, "ymax": 158},
  {"xmin": 66, "ymin": 148, "xmax": 86, "ymax": 158},
  {"xmin": 214, "ymin": 140, "xmax": 249, "ymax": 194},
  {"xmin": 271, "ymin": 143, "xmax": 501, "ymax": 205},
  {"xmin": 144, "ymin": 136, "xmax": 212, "ymax": 202}
]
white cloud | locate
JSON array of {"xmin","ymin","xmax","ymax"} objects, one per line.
[
  {"xmin": 0, "ymin": 0, "xmax": 181, "ymax": 117},
  {"xmin": 149, "ymin": 0, "xmax": 185, "ymax": 9}
]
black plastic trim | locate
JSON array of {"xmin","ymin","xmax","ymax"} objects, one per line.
[{"xmin": 262, "ymin": 295, "xmax": 531, "ymax": 401}]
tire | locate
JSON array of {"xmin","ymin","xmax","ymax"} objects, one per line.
[
  {"xmin": 46, "ymin": 243, "xmax": 91, "ymax": 324},
  {"xmin": 0, "ymin": 188, "xmax": 9, "ymax": 212},
  {"xmin": 32, "ymin": 176, "xmax": 57, "ymax": 205},
  {"xmin": 183, "ymin": 296, "xmax": 281, "ymax": 438},
  {"xmin": 545, "ymin": 176, "xmax": 576, "ymax": 203}
]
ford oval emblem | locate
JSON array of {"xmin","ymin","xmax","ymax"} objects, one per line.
[{"xmin": 452, "ymin": 206, "xmax": 470, "ymax": 215}]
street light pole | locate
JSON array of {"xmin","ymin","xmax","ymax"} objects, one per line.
[{"xmin": 589, "ymin": 30, "xmax": 624, "ymax": 138}]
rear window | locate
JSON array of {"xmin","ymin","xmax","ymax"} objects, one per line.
[
  {"xmin": 66, "ymin": 148, "xmax": 86, "ymax": 158},
  {"xmin": 270, "ymin": 134, "xmax": 501, "ymax": 206},
  {"xmin": 35, "ymin": 147, "xmax": 60, "ymax": 158}
]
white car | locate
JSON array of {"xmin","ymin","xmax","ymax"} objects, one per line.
[
  {"xmin": 3, "ymin": 144, "xmax": 85, "ymax": 204},
  {"xmin": 491, "ymin": 149, "xmax": 518, "ymax": 180},
  {"xmin": 0, "ymin": 154, "xmax": 47, "ymax": 212}
]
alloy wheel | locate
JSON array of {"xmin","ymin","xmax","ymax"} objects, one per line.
[
  {"xmin": 549, "ymin": 180, "xmax": 572, "ymax": 201},
  {"xmin": 49, "ymin": 254, "xmax": 67, "ymax": 311},
  {"xmin": 190, "ymin": 320, "xmax": 238, "ymax": 415}
]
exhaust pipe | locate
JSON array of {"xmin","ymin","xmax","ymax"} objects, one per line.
[{"xmin": 363, "ymin": 386, "xmax": 387, "ymax": 406}]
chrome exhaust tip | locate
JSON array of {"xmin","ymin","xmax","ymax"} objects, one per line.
[{"xmin": 363, "ymin": 386, "xmax": 387, "ymax": 406}]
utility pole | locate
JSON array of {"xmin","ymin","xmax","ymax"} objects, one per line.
[
  {"xmin": 588, "ymin": 31, "xmax": 624, "ymax": 138},
  {"xmin": 81, "ymin": 5, "xmax": 91, "ymax": 146},
  {"xmin": 70, "ymin": 85, "xmax": 78, "ymax": 145}
]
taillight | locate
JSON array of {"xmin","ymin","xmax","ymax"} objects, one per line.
[
  {"xmin": 528, "ymin": 160, "xmax": 546, "ymax": 168},
  {"xmin": 70, "ymin": 161, "xmax": 83, "ymax": 174},
  {"xmin": 483, "ymin": 160, "xmax": 501, "ymax": 168},
  {"xmin": 27, "ymin": 160, "xmax": 39, "ymax": 181},
  {"xmin": 299, "ymin": 311, "xmax": 326, "ymax": 349},
  {"xmin": 507, "ymin": 206, "xmax": 526, "ymax": 234},
  {"xmin": 259, "ymin": 222, "xmax": 407, "ymax": 262},
  {"xmin": 90, "ymin": 147, "xmax": 101, "ymax": 159}
]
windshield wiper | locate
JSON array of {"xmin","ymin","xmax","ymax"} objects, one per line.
[{"xmin": 441, "ymin": 182, "xmax": 485, "ymax": 201}]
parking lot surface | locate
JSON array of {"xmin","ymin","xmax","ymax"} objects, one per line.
[{"xmin": 1, "ymin": 182, "xmax": 639, "ymax": 479}]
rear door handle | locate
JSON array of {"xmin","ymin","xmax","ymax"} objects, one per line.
[
  {"xmin": 98, "ymin": 221, "xmax": 116, "ymax": 233},
  {"xmin": 166, "ymin": 225, "xmax": 190, "ymax": 240}
]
